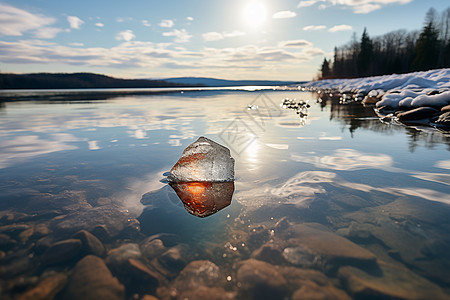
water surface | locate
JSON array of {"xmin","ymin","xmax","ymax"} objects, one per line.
[{"xmin": 0, "ymin": 89, "xmax": 449, "ymax": 299}]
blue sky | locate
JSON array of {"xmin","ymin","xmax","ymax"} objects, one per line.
[{"xmin": 0, "ymin": 0, "xmax": 448, "ymax": 80}]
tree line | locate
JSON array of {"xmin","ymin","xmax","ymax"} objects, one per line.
[
  {"xmin": 0, "ymin": 73, "xmax": 193, "ymax": 89},
  {"xmin": 320, "ymin": 7, "xmax": 450, "ymax": 79}
]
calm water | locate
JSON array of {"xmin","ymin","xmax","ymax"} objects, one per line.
[{"xmin": 1, "ymin": 89, "xmax": 450, "ymax": 299}]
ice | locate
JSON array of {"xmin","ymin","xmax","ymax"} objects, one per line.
[
  {"xmin": 168, "ymin": 136, "xmax": 235, "ymax": 182},
  {"xmin": 169, "ymin": 181, "xmax": 234, "ymax": 217}
]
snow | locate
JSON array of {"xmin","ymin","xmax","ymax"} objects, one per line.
[{"xmin": 305, "ymin": 68, "xmax": 450, "ymax": 109}]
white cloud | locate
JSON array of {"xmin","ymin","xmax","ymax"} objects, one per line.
[
  {"xmin": 159, "ymin": 19, "xmax": 174, "ymax": 28},
  {"xmin": 203, "ymin": 32, "xmax": 223, "ymax": 42},
  {"xmin": 279, "ymin": 39, "xmax": 313, "ymax": 48},
  {"xmin": 328, "ymin": 24, "xmax": 353, "ymax": 32},
  {"xmin": 67, "ymin": 16, "xmax": 84, "ymax": 30},
  {"xmin": 163, "ymin": 29, "xmax": 192, "ymax": 43},
  {"xmin": 69, "ymin": 42, "xmax": 84, "ymax": 46},
  {"xmin": 0, "ymin": 38, "xmax": 324, "ymax": 78},
  {"xmin": 0, "ymin": 3, "xmax": 58, "ymax": 38},
  {"xmin": 203, "ymin": 30, "xmax": 246, "ymax": 42},
  {"xmin": 303, "ymin": 25, "xmax": 327, "ymax": 31},
  {"xmin": 142, "ymin": 20, "xmax": 151, "ymax": 27},
  {"xmin": 272, "ymin": 11, "xmax": 297, "ymax": 19},
  {"xmin": 224, "ymin": 30, "xmax": 246, "ymax": 38},
  {"xmin": 186, "ymin": 16, "xmax": 194, "ymax": 21},
  {"xmin": 34, "ymin": 27, "xmax": 62, "ymax": 39},
  {"xmin": 298, "ymin": 0, "xmax": 322, "ymax": 8},
  {"xmin": 95, "ymin": 22, "xmax": 104, "ymax": 28},
  {"xmin": 300, "ymin": 0, "xmax": 412, "ymax": 14},
  {"xmin": 116, "ymin": 30, "xmax": 136, "ymax": 42}
]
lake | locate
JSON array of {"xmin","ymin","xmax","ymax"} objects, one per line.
[{"xmin": 1, "ymin": 88, "xmax": 449, "ymax": 300}]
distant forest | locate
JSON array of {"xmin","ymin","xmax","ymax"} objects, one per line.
[
  {"xmin": 319, "ymin": 7, "xmax": 450, "ymax": 79},
  {"xmin": 0, "ymin": 73, "xmax": 192, "ymax": 89}
]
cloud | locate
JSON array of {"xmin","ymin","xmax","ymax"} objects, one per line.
[
  {"xmin": 328, "ymin": 24, "xmax": 353, "ymax": 32},
  {"xmin": 34, "ymin": 27, "xmax": 62, "ymax": 39},
  {"xmin": 186, "ymin": 16, "xmax": 194, "ymax": 21},
  {"xmin": 163, "ymin": 29, "xmax": 192, "ymax": 43},
  {"xmin": 203, "ymin": 32, "xmax": 224, "ymax": 42},
  {"xmin": 202, "ymin": 30, "xmax": 246, "ymax": 42},
  {"xmin": 159, "ymin": 19, "xmax": 174, "ymax": 28},
  {"xmin": 279, "ymin": 39, "xmax": 313, "ymax": 48},
  {"xmin": 0, "ymin": 38, "xmax": 324, "ymax": 78},
  {"xmin": 299, "ymin": 0, "xmax": 412, "ymax": 14},
  {"xmin": 69, "ymin": 42, "xmax": 84, "ymax": 46},
  {"xmin": 116, "ymin": 30, "xmax": 136, "ymax": 42},
  {"xmin": 303, "ymin": 25, "xmax": 326, "ymax": 31},
  {"xmin": 67, "ymin": 16, "xmax": 84, "ymax": 30},
  {"xmin": 272, "ymin": 11, "xmax": 297, "ymax": 19},
  {"xmin": 95, "ymin": 22, "xmax": 104, "ymax": 28},
  {"xmin": 297, "ymin": 0, "xmax": 323, "ymax": 7},
  {"xmin": 142, "ymin": 20, "xmax": 151, "ymax": 27},
  {"xmin": 0, "ymin": 3, "xmax": 59, "ymax": 38}
]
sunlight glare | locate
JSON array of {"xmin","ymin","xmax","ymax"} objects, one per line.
[{"xmin": 243, "ymin": 2, "xmax": 267, "ymax": 28}]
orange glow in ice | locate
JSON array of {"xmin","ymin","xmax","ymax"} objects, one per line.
[{"xmin": 186, "ymin": 182, "xmax": 206, "ymax": 195}]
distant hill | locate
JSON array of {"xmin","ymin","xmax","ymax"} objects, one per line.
[
  {"xmin": 162, "ymin": 77, "xmax": 302, "ymax": 87},
  {"xmin": 0, "ymin": 73, "xmax": 190, "ymax": 89},
  {"xmin": 0, "ymin": 73, "xmax": 302, "ymax": 90}
]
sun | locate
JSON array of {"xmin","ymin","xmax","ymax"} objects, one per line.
[{"xmin": 243, "ymin": 2, "xmax": 267, "ymax": 28}]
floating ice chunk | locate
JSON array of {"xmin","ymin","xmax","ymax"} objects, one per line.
[{"xmin": 168, "ymin": 136, "xmax": 235, "ymax": 182}]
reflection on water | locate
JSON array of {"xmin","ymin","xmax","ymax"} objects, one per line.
[
  {"xmin": 169, "ymin": 181, "xmax": 234, "ymax": 218},
  {"xmin": 0, "ymin": 89, "xmax": 449, "ymax": 300}
]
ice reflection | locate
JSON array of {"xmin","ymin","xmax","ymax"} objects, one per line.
[{"xmin": 169, "ymin": 181, "xmax": 234, "ymax": 217}]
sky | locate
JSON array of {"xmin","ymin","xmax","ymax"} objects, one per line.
[{"xmin": 0, "ymin": 0, "xmax": 449, "ymax": 81}]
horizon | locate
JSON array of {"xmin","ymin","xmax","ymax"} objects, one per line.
[{"xmin": 0, "ymin": 0, "xmax": 449, "ymax": 81}]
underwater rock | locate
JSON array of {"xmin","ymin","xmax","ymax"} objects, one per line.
[
  {"xmin": 237, "ymin": 259, "xmax": 288, "ymax": 300},
  {"xmin": 168, "ymin": 137, "xmax": 235, "ymax": 182},
  {"xmin": 288, "ymin": 224, "xmax": 377, "ymax": 272},
  {"xmin": 105, "ymin": 243, "xmax": 141, "ymax": 274},
  {"xmin": 41, "ymin": 239, "xmax": 82, "ymax": 265},
  {"xmin": 72, "ymin": 230, "xmax": 105, "ymax": 257},
  {"xmin": 63, "ymin": 255, "xmax": 124, "ymax": 300},
  {"xmin": 169, "ymin": 181, "xmax": 234, "ymax": 217},
  {"xmin": 292, "ymin": 283, "xmax": 351, "ymax": 300},
  {"xmin": 339, "ymin": 261, "xmax": 449, "ymax": 300},
  {"xmin": 172, "ymin": 260, "xmax": 222, "ymax": 290},
  {"xmin": 17, "ymin": 273, "xmax": 67, "ymax": 300}
]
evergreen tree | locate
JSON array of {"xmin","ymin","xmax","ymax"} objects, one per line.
[
  {"xmin": 357, "ymin": 28, "xmax": 373, "ymax": 77},
  {"xmin": 411, "ymin": 8, "xmax": 440, "ymax": 71},
  {"xmin": 320, "ymin": 58, "xmax": 331, "ymax": 78}
]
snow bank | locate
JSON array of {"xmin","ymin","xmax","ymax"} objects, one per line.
[{"xmin": 305, "ymin": 68, "xmax": 450, "ymax": 109}]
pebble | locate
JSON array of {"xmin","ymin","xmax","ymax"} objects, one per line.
[
  {"xmin": 105, "ymin": 243, "xmax": 141, "ymax": 274},
  {"xmin": 339, "ymin": 261, "xmax": 449, "ymax": 300},
  {"xmin": 236, "ymin": 259, "xmax": 288, "ymax": 300},
  {"xmin": 16, "ymin": 273, "xmax": 67, "ymax": 300},
  {"xmin": 288, "ymin": 224, "xmax": 377, "ymax": 272},
  {"xmin": 140, "ymin": 238, "xmax": 166, "ymax": 260},
  {"xmin": 72, "ymin": 230, "xmax": 105, "ymax": 257},
  {"xmin": 251, "ymin": 243, "xmax": 284, "ymax": 265},
  {"xmin": 154, "ymin": 245, "xmax": 188, "ymax": 279},
  {"xmin": 63, "ymin": 255, "xmax": 125, "ymax": 300},
  {"xmin": 172, "ymin": 260, "xmax": 222, "ymax": 290},
  {"xmin": 41, "ymin": 239, "xmax": 82, "ymax": 265}
]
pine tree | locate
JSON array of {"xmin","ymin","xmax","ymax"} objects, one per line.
[
  {"xmin": 320, "ymin": 58, "xmax": 331, "ymax": 79},
  {"xmin": 411, "ymin": 8, "xmax": 440, "ymax": 71},
  {"xmin": 357, "ymin": 28, "xmax": 373, "ymax": 77}
]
